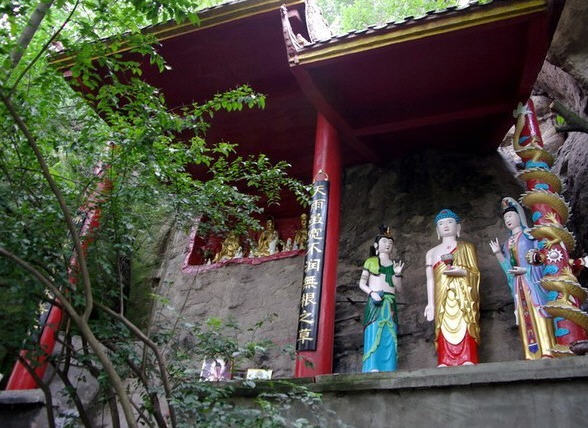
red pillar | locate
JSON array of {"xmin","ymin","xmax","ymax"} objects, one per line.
[
  {"xmin": 6, "ymin": 163, "xmax": 111, "ymax": 390},
  {"xmin": 295, "ymin": 113, "xmax": 341, "ymax": 377}
]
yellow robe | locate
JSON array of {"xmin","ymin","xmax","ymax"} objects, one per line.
[{"xmin": 434, "ymin": 241, "xmax": 480, "ymax": 347}]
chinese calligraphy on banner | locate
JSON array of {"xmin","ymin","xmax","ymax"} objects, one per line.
[{"xmin": 296, "ymin": 180, "xmax": 329, "ymax": 351}]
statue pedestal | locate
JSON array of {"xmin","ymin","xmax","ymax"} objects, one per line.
[{"xmin": 232, "ymin": 357, "xmax": 588, "ymax": 427}]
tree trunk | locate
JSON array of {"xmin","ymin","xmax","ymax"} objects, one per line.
[
  {"xmin": 18, "ymin": 356, "xmax": 56, "ymax": 428},
  {"xmin": 10, "ymin": 0, "xmax": 55, "ymax": 68}
]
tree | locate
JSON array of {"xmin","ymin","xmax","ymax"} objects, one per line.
[{"xmin": 1, "ymin": 1, "xmax": 311, "ymax": 426}]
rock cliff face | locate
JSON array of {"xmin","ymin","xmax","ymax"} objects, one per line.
[
  {"xmin": 334, "ymin": 152, "xmax": 523, "ymax": 372},
  {"xmin": 530, "ymin": 71, "xmax": 588, "ymax": 258},
  {"xmin": 536, "ymin": 0, "xmax": 588, "ymax": 256},
  {"xmin": 529, "ymin": 73, "xmax": 588, "ymax": 258},
  {"xmin": 548, "ymin": 0, "xmax": 588, "ymax": 90},
  {"xmin": 497, "ymin": 0, "xmax": 588, "ymax": 262}
]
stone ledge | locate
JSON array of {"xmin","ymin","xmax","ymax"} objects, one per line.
[
  {"xmin": 0, "ymin": 389, "xmax": 45, "ymax": 408},
  {"xmin": 312, "ymin": 356, "xmax": 588, "ymax": 392},
  {"xmin": 232, "ymin": 356, "xmax": 588, "ymax": 396}
]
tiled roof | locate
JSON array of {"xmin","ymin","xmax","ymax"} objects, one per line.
[{"xmin": 298, "ymin": 0, "xmax": 521, "ymax": 51}]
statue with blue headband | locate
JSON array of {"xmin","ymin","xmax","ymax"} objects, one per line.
[{"xmin": 424, "ymin": 209, "xmax": 480, "ymax": 367}]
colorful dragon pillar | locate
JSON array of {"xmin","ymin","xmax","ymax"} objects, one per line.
[{"xmin": 512, "ymin": 99, "xmax": 588, "ymax": 356}]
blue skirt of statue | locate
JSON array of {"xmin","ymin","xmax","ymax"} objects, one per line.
[{"xmin": 362, "ymin": 293, "xmax": 397, "ymax": 372}]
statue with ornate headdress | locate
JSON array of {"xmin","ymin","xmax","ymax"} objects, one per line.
[
  {"xmin": 424, "ymin": 209, "xmax": 480, "ymax": 367},
  {"xmin": 489, "ymin": 197, "xmax": 556, "ymax": 359},
  {"xmin": 358, "ymin": 226, "xmax": 404, "ymax": 372}
]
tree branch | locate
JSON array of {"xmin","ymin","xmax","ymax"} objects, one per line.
[
  {"xmin": 0, "ymin": 246, "xmax": 75, "ymax": 317},
  {"xmin": 102, "ymin": 342, "xmax": 168, "ymax": 428},
  {"xmin": 0, "ymin": 246, "xmax": 137, "ymax": 428},
  {"xmin": 96, "ymin": 302, "xmax": 177, "ymax": 428},
  {"xmin": 10, "ymin": 0, "xmax": 81, "ymax": 94},
  {"xmin": 48, "ymin": 359, "xmax": 93, "ymax": 427},
  {"xmin": 550, "ymin": 100, "xmax": 588, "ymax": 134},
  {"xmin": 54, "ymin": 335, "xmax": 122, "ymax": 428},
  {"xmin": 0, "ymin": 88, "xmax": 94, "ymax": 323},
  {"xmin": 10, "ymin": 0, "xmax": 55, "ymax": 69},
  {"xmin": 17, "ymin": 356, "xmax": 56, "ymax": 428}
]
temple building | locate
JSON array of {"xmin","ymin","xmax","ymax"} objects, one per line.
[
  {"xmin": 51, "ymin": 0, "xmax": 576, "ymax": 371},
  {"xmin": 8, "ymin": 0, "xmax": 588, "ymax": 425}
]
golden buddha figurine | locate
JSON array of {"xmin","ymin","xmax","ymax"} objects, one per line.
[
  {"xmin": 293, "ymin": 213, "xmax": 308, "ymax": 250},
  {"xmin": 255, "ymin": 219, "xmax": 279, "ymax": 257},
  {"xmin": 213, "ymin": 233, "xmax": 240, "ymax": 263}
]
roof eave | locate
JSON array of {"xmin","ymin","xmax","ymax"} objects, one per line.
[
  {"xmin": 50, "ymin": 0, "xmax": 304, "ymax": 69},
  {"xmin": 289, "ymin": 0, "xmax": 549, "ymax": 66}
]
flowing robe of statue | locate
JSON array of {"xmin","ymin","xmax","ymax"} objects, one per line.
[
  {"xmin": 499, "ymin": 232, "xmax": 555, "ymax": 358},
  {"xmin": 362, "ymin": 257, "xmax": 398, "ymax": 372},
  {"xmin": 213, "ymin": 233, "xmax": 240, "ymax": 263},
  {"xmin": 433, "ymin": 241, "xmax": 480, "ymax": 366},
  {"xmin": 255, "ymin": 220, "xmax": 279, "ymax": 257}
]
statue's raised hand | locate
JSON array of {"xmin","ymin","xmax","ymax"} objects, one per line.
[
  {"xmin": 489, "ymin": 238, "xmax": 501, "ymax": 255},
  {"xmin": 393, "ymin": 260, "xmax": 404, "ymax": 275}
]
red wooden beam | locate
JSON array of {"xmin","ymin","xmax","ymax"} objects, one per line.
[
  {"xmin": 516, "ymin": 16, "xmax": 549, "ymax": 102},
  {"xmin": 354, "ymin": 102, "xmax": 513, "ymax": 137},
  {"xmin": 290, "ymin": 65, "xmax": 379, "ymax": 163}
]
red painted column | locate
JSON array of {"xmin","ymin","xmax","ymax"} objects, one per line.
[
  {"xmin": 6, "ymin": 163, "xmax": 111, "ymax": 390},
  {"xmin": 295, "ymin": 113, "xmax": 341, "ymax": 377}
]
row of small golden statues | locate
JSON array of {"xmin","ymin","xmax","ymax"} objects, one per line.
[{"xmin": 210, "ymin": 214, "xmax": 308, "ymax": 263}]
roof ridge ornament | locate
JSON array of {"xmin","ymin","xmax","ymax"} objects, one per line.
[
  {"xmin": 280, "ymin": 5, "xmax": 309, "ymax": 56},
  {"xmin": 305, "ymin": 0, "xmax": 332, "ymax": 42}
]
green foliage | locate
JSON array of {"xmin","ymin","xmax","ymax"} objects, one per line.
[
  {"xmin": 0, "ymin": 0, "xmax": 311, "ymax": 424},
  {"xmin": 158, "ymin": 316, "xmax": 324, "ymax": 427}
]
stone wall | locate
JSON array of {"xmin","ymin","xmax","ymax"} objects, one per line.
[{"xmin": 152, "ymin": 228, "xmax": 305, "ymax": 378}]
